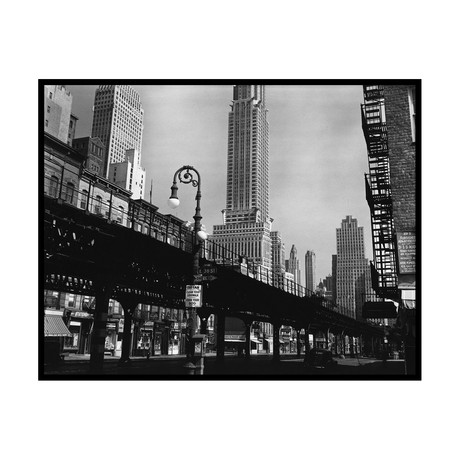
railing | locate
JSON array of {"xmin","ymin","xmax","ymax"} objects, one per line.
[{"xmin": 44, "ymin": 167, "xmax": 342, "ymax": 306}]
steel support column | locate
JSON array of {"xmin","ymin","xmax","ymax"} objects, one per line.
[
  {"xmin": 273, "ymin": 321, "xmax": 280, "ymax": 362},
  {"xmin": 304, "ymin": 325, "xmax": 311, "ymax": 361},
  {"xmin": 89, "ymin": 278, "xmax": 114, "ymax": 373},
  {"xmin": 296, "ymin": 329, "xmax": 301, "ymax": 358},
  {"xmin": 244, "ymin": 320, "xmax": 252, "ymax": 360},
  {"xmin": 216, "ymin": 310, "xmax": 225, "ymax": 363},
  {"xmin": 118, "ymin": 298, "xmax": 138, "ymax": 366}
]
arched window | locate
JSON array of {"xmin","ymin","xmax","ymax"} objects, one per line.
[
  {"xmin": 94, "ymin": 195, "xmax": 102, "ymax": 215},
  {"xmin": 64, "ymin": 182, "xmax": 75, "ymax": 204},
  {"xmin": 80, "ymin": 189, "xmax": 88, "ymax": 210},
  {"xmin": 48, "ymin": 175, "xmax": 59, "ymax": 198},
  {"xmin": 117, "ymin": 206, "xmax": 124, "ymax": 224}
]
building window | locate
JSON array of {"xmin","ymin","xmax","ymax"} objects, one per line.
[
  {"xmin": 64, "ymin": 182, "xmax": 75, "ymax": 204},
  {"xmin": 68, "ymin": 294, "xmax": 75, "ymax": 308},
  {"xmin": 45, "ymin": 120, "xmax": 49, "ymax": 127},
  {"xmin": 80, "ymin": 189, "xmax": 88, "ymax": 210},
  {"xmin": 117, "ymin": 206, "xmax": 124, "ymax": 224},
  {"xmin": 94, "ymin": 195, "xmax": 102, "ymax": 215},
  {"xmin": 408, "ymin": 88, "xmax": 416, "ymax": 143},
  {"xmin": 48, "ymin": 175, "xmax": 59, "ymax": 198},
  {"xmin": 49, "ymin": 92, "xmax": 53, "ymax": 99},
  {"xmin": 47, "ymin": 106, "xmax": 50, "ymax": 113}
]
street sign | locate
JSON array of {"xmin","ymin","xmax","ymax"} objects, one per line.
[
  {"xmin": 193, "ymin": 274, "xmax": 203, "ymax": 283},
  {"xmin": 185, "ymin": 284, "xmax": 202, "ymax": 308},
  {"xmin": 201, "ymin": 263, "xmax": 217, "ymax": 275},
  {"xmin": 202, "ymin": 275, "xmax": 217, "ymax": 282}
]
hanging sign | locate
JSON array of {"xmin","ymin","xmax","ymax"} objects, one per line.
[{"xmin": 185, "ymin": 285, "xmax": 202, "ymax": 308}]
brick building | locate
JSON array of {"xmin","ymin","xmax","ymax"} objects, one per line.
[{"xmin": 361, "ymin": 83, "xmax": 419, "ymax": 374}]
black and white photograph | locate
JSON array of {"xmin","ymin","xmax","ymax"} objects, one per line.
[
  {"xmin": 5, "ymin": 3, "xmax": 459, "ymax": 459},
  {"xmin": 40, "ymin": 81, "xmax": 420, "ymax": 380}
]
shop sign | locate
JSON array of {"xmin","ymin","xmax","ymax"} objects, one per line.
[
  {"xmin": 185, "ymin": 285, "xmax": 202, "ymax": 308},
  {"xmin": 72, "ymin": 311, "xmax": 92, "ymax": 319},
  {"xmin": 225, "ymin": 334, "xmax": 245, "ymax": 340}
]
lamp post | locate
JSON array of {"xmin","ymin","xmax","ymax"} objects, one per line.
[{"xmin": 168, "ymin": 165, "xmax": 207, "ymax": 373}]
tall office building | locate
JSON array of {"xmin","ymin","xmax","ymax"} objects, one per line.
[
  {"xmin": 108, "ymin": 148, "xmax": 146, "ymax": 200},
  {"xmin": 91, "ymin": 85, "xmax": 144, "ymax": 178},
  {"xmin": 336, "ymin": 216, "xmax": 369, "ymax": 319},
  {"xmin": 270, "ymin": 231, "xmax": 285, "ymax": 274},
  {"xmin": 305, "ymin": 250, "xmax": 316, "ymax": 293},
  {"xmin": 212, "ymin": 85, "xmax": 272, "ymax": 271},
  {"xmin": 44, "ymin": 85, "xmax": 78, "ymax": 145},
  {"xmin": 270, "ymin": 231, "xmax": 285, "ymax": 288},
  {"xmin": 285, "ymin": 245, "xmax": 301, "ymax": 286}
]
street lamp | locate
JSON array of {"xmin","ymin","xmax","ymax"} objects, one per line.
[{"xmin": 168, "ymin": 165, "xmax": 207, "ymax": 373}]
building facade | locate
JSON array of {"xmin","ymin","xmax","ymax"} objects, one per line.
[
  {"xmin": 73, "ymin": 136, "xmax": 106, "ymax": 177},
  {"xmin": 335, "ymin": 215, "xmax": 370, "ymax": 319},
  {"xmin": 285, "ymin": 245, "xmax": 301, "ymax": 286},
  {"xmin": 212, "ymin": 85, "xmax": 273, "ymax": 271},
  {"xmin": 305, "ymin": 250, "xmax": 316, "ymax": 293},
  {"xmin": 361, "ymin": 84, "xmax": 418, "ymax": 373},
  {"xmin": 270, "ymin": 230, "xmax": 285, "ymax": 288},
  {"xmin": 44, "ymin": 85, "xmax": 78, "ymax": 146},
  {"xmin": 91, "ymin": 85, "xmax": 144, "ymax": 177},
  {"xmin": 108, "ymin": 148, "xmax": 146, "ymax": 200}
]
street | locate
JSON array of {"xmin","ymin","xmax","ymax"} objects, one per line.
[{"xmin": 42, "ymin": 353, "xmax": 406, "ymax": 377}]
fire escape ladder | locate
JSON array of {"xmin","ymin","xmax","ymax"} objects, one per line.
[{"xmin": 362, "ymin": 86, "xmax": 398, "ymax": 297}]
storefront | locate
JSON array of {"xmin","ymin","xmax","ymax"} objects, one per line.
[
  {"xmin": 64, "ymin": 321, "xmax": 80, "ymax": 353},
  {"xmin": 105, "ymin": 320, "xmax": 119, "ymax": 355},
  {"xmin": 44, "ymin": 310, "xmax": 72, "ymax": 364},
  {"xmin": 263, "ymin": 337, "xmax": 273, "ymax": 353},
  {"xmin": 224, "ymin": 335, "xmax": 245, "ymax": 355},
  {"xmin": 64, "ymin": 311, "xmax": 93, "ymax": 354},
  {"xmin": 134, "ymin": 321, "xmax": 154, "ymax": 357},
  {"xmin": 169, "ymin": 322, "xmax": 181, "ymax": 355},
  {"xmin": 250, "ymin": 337, "xmax": 263, "ymax": 354}
]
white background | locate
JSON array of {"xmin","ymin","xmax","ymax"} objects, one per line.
[{"xmin": 1, "ymin": 1, "xmax": 458, "ymax": 459}]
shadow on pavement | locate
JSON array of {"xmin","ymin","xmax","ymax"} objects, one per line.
[{"xmin": 42, "ymin": 356, "xmax": 407, "ymax": 378}]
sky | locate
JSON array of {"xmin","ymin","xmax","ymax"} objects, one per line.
[{"xmin": 67, "ymin": 84, "xmax": 373, "ymax": 284}]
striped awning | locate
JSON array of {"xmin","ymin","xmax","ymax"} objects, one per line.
[{"xmin": 45, "ymin": 315, "xmax": 72, "ymax": 337}]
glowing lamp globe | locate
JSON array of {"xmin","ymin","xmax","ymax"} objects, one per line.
[
  {"xmin": 168, "ymin": 197, "xmax": 180, "ymax": 209},
  {"xmin": 197, "ymin": 230, "xmax": 208, "ymax": 241}
]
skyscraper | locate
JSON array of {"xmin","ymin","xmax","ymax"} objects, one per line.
[
  {"xmin": 91, "ymin": 85, "xmax": 144, "ymax": 178},
  {"xmin": 305, "ymin": 250, "xmax": 316, "ymax": 293},
  {"xmin": 285, "ymin": 245, "xmax": 301, "ymax": 286},
  {"xmin": 270, "ymin": 231, "xmax": 285, "ymax": 288},
  {"xmin": 336, "ymin": 216, "xmax": 369, "ymax": 319},
  {"xmin": 212, "ymin": 85, "xmax": 272, "ymax": 271}
]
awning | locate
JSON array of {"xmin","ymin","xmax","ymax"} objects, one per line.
[
  {"xmin": 251, "ymin": 338, "xmax": 263, "ymax": 344},
  {"xmin": 44, "ymin": 315, "xmax": 72, "ymax": 337},
  {"xmin": 264, "ymin": 338, "xmax": 273, "ymax": 342},
  {"xmin": 225, "ymin": 339, "xmax": 245, "ymax": 342},
  {"xmin": 402, "ymin": 299, "xmax": 416, "ymax": 309}
]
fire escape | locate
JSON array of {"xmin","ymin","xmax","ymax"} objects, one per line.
[{"xmin": 361, "ymin": 86, "xmax": 399, "ymax": 316}]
